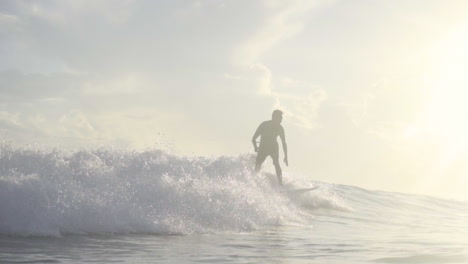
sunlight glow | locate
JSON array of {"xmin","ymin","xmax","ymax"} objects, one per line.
[{"xmin": 424, "ymin": 26, "xmax": 468, "ymax": 162}]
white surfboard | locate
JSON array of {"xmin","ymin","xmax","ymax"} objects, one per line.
[{"xmin": 286, "ymin": 186, "xmax": 319, "ymax": 194}]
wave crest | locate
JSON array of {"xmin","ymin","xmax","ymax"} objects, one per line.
[{"xmin": 0, "ymin": 145, "xmax": 308, "ymax": 236}]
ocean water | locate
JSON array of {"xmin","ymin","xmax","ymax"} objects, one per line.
[{"xmin": 1, "ymin": 144, "xmax": 468, "ymax": 264}]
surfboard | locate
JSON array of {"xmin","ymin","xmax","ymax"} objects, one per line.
[
  {"xmin": 261, "ymin": 172, "xmax": 319, "ymax": 194},
  {"xmin": 286, "ymin": 186, "xmax": 319, "ymax": 194}
]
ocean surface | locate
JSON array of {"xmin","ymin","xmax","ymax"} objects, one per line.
[{"xmin": 1, "ymin": 144, "xmax": 468, "ymax": 264}]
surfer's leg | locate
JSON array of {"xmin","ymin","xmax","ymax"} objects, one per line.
[
  {"xmin": 272, "ymin": 157, "xmax": 282, "ymax": 185},
  {"xmin": 255, "ymin": 151, "xmax": 267, "ymax": 173},
  {"xmin": 271, "ymin": 144, "xmax": 282, "ymax": 185}
]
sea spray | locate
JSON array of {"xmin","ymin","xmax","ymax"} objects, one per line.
[{"xmin": 0, "ymin": 144, "xmax": 315, "ymax": 236}]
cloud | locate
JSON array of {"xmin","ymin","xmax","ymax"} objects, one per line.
[
  {"xmin": 0, "ymin": 110, "xmax": 99, "ymax": 146},
  {"xmin": 1, "ymin": 1, "xmax": 251, "ymax": 74},
  {"xmin": 232, "ymin": 0, "xmax": 332, "ymax": 66},
  {"xmin": 250, "ymin": 63, "xmax": 273, "ymax": 95},
  {"xmin": 0, "ymin": 0, "xmax": 331, "ymax": 152},
  {"xmin": 243, "ymin": 63, "xmax": 327, "ymax": 129},
  {"xmin": 337, "ymin": 76, "xmax": 428, "ymax": 144},
  {"xmin": 23, "ymin": 0, "xmax": 136, "ymax": 26},
  {"xmin": 0, "ymin": 12, "xmax": 20, "ymax": 28},
  {"xmin": 81, "ymin": 73, "xmax": 151, "ymax": 96},
  {"xmin": 58, "ymin": 110, "xmax": 96, "ymax": 138},
  {"xmin": 0, "ymin": 70, "xmax": 83, "ymax": 103},
  {"xmin": 219, "ymin": 0, "xmax": 333, "ymax": 130},
  {"xmin": 274, "ymin": 89, "xmax": 327, "ymax": 129}
]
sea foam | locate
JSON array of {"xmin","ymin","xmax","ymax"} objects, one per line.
[{"xmin": 0, "ymin": 144, "xmax": 327, "ymax": 236}]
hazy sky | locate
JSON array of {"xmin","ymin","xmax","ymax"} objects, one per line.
[{"xmin": 1, "ymin": 0, "xmax": 468, "ymax": 200}]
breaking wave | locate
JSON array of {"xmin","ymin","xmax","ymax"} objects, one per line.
[{"xmin": 0, "ymin": 144, "xmax": 343, "ymax": 236}]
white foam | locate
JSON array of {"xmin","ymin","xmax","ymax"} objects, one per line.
[
  {"xmin": 0, "ymin": 145, "xmax": 309, "ymax": 236},
  {"xmin": 3, "ymin": 144, "xmax": 467, "ymax": 237}
]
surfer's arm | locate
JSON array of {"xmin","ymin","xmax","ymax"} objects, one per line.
[
  {"xmin": 280, "ymin": 127, "xmax": 288, "ymax": 166},
  {"xmin": 252, "ymin": 124, "xmax": 262, "ymax": 152}
]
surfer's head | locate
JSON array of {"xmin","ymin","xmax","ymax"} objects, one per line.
[{"xmin": 272, "ymin": 109, "xmax": 283, "ymax": 124}]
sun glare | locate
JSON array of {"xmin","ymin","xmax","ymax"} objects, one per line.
[{"xmin": 421, "ymin": 25, "xmax": 468, "ymax": 169}]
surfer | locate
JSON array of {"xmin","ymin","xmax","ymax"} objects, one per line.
[{"xmin": 252, "ymin": 109, "xmax": 288, "ymax": 185}]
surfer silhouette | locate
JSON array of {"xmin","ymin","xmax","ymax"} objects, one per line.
[{"xmin": 252, "ymin": 109, "xmax": 288, "ymax": 185}]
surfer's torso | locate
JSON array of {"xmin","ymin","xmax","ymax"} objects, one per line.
[{"xmin": 257, "ymin": 120, "xmax": 284, "ymax": 152}]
